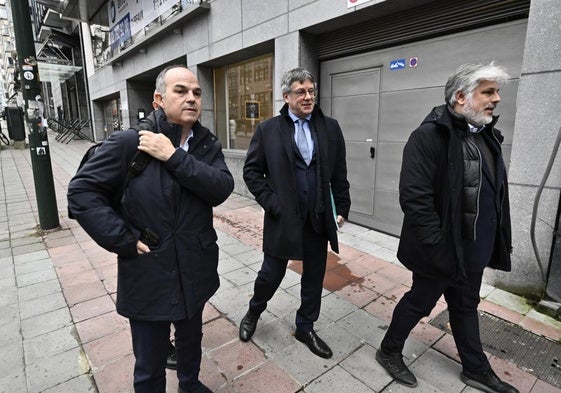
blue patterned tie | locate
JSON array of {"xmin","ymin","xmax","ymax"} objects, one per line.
[{"xmin": 296, "ymin": 119, "xmax": 311, "ymax": 165}]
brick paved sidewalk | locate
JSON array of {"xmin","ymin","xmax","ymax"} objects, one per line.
[{"xmin": 1, "ymin": 135, "xmax": 561, "ymax": 393}]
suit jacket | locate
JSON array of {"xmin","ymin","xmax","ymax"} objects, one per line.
[{"xmin": 243, "ymin": 104, "xmax": 350, "ymax": 260}]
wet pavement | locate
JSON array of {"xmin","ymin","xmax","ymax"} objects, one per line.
[{"xmin": 1, "ymin": 133, "xmax": 561, "ymax": 392}]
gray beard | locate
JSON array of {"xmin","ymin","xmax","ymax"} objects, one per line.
[{"xmin": 463, "ymin": 99, "xmax": 492, "ymax": 127}]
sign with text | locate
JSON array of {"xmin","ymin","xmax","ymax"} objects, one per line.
[
  {"xmin": 347, "ymin": 0, "xmax": 373, "ymax": 8},
  {"xmin": 108, "ymin": 0, "xmax": 195, "ymax": 50}
]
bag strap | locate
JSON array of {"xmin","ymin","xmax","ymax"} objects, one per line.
[{"xmin": 123, "ymin": 111, "xmax": 157, "ymax": 189}]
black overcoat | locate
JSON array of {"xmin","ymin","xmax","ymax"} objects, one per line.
[
  {"xmin": 67, "ymin": 109, "xmax": 234, "ymax": 320},
  {"xmin": 397, "ymin": 105, "xmax": 512, "ymax": 282},
  {"xmin": 243, "ymin": 104, "xmax": 350, "ymax": 259}
]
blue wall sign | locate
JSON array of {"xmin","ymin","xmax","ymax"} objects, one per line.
[{"xmin": 390, "ymin": 59, "xmax": 406, "ymax": 70}]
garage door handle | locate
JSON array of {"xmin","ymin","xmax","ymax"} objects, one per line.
[{"xmin": 370, "ymin": 146, "xmax": 375, "ymax": 159}]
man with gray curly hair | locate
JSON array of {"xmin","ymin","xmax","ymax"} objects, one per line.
[{"xmin": 376, "ymin": 63, "xmax": 518, "ymax": 393}]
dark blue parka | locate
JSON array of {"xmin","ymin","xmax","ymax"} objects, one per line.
[
  {"xmin": 397, "ymin": 105, "xmax": 512, "ymax": 283},
  {"xmin": 67, "ymin": 109, "xmax": 234, "ymax": 320}
]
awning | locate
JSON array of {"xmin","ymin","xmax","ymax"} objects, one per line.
[
  {"xmin": 38, "ymin": 62, "xmax": 82, "ymax": 83},
  {"xmin": 36, "ymin": 31, "xmax": 82, "ymax": 83}
]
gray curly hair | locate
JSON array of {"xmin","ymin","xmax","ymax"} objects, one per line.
[{"xmin": 445, "ymin": 62, "xmax": 510, "ymax": 106}]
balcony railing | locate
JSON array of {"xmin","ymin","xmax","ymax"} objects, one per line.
[{"xmin": 92, "ymin": 0, "xmax": 209, "ymax": 70}]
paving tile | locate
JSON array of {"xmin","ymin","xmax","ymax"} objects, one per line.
[
  {"xmin": 338, "ymin": 309, "xmax": 388, "ymax": 350},
  {"xmin": 93, "ymin": 354, "xmax": 134, "ymax": 393},
  {"xmin": 198, "ymin": 354, "xmax": 228, "ymax": 392},
  {"xmin": 0, "ymin": 320, "xmax": 21, "ymax": 346},
  {"xmin": 42, "ymin": 375, "xmax": 97, "ymax": 392},
  {"xmin": 266, "ymin": 289, "xmax": 300, "ymax": 319},
  {"xmin": 520, "ymin": 310, "xmax": 561, "ymax": 340},
  {"xmin": 341, "ymin": 344, "xmax": 393, "ymax": 391},
  {"xmin": 410, "ymin": 348, "xmax": 464, "ymax": 392},
  {"xmin": 203, "ymin": 303, "xmax": 222, "ymax": 324},
  {"xmin": 13, "ymin": 250, "xmax": 50, "ymax": 265},
  {"xmin": 488, "ymin": 355, "xmax": 536, "ymax": 393},
  {"xmin": 335, "ymin": 282, "xmax": 378, "ymax": 308},
  {"xmin": 210, "ymin": 339, "xmax": 267, "ymax": 380},
  {"xmin": 83, "ymin": 329, "xmax": 132, "ymax": 369},
  {"xmin": 233, "ymin": 360, "xmax": 301, "ymax": 393},
  {"xmin": 201, "ymin": 317, "xmax": 238, "ymax": 351},
  {"xmin": 410, "ymin": 320, "xmax": 446, "ymax": 348},
  {"xmin": 323, "ymin": 269, "xmax": 355, "ymax": 292},
  {"xmin": 21, "ymin": 307, "xmax": 72, "ymax": 339},
  {"xmin": 305, "ymin": 365, "xmax": 372, "ymax": 393},
  {"xmin": 19, "ymin": 291, "xmax": 67, "ymax": 320},
  {"xmin": 14, "ymin": 258, "xmax": 54, "ymax": 275},
  {"xmin": 250, "ymin": 316, "xmax": 297, "ymax": 356},
  {"xmin": 320, "ymin": 292, "xmax": 358, "ymax": 322},
  {"xmin": 70, "ymin": 295, "xmax": 115, "ymax": 323},
  {"xmin": 478, "ymin": 300, "xmax": 526, "ymax": 325},
  {"xmin": 376, "ymin": 263, "xmax": 413, "ymax": 287},
  {"xmin": 0, "ymin": 341, "xmax": 24, "ymax": 379},
  {"xmin": 318, "ymin": 322, "xmax": 363, "ymax": 361},
  {"xmin": 485, "ymin": 288, "xmax": 533, "ymax": 315},
  {"xmin": 75, "ymin": 311, "xmax": 129, "ymax": 344},
  {"xmin": 24, "ymin": 325, "xmax": 80, "ymax": 364},
  {"xmin": 222, "ymin": 266, "xmax": 258, "ymax": 287},
  {"xmin": 25, "ymin": 347, "xmax": 86, "ymax": 393},
  {"xmin": 16, "ymin": 267, "xmax": 58, "ymax": 287},
  {"xmin": 531, "ymin": 379, "xmax": 561, "ymax": 393},
  {"xmin": 363, "ymin": 293, "xmax": 397, "ymax": 322},
  {"xmin": 0, "ymin": 369, "xmax": 27, "ymax": 393},
  {"xmin": 62, "ymin": 280, "xmax": 108, "ymax": 307},
  {"xmin": 360, "ymin": 271, "xmax": 399, "ymax": 295},
  {"xmin": 17, "ymin": 278, "xmax": 61, "ymax": 302}
]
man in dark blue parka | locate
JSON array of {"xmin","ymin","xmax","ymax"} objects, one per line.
[{"xmin": 68, "ymin": 65, "xmax": 234, "ymax": 393}]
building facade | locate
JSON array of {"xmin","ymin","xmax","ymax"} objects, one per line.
[{"xmin": 59, "ymin": 0, "xmax": 561, "ymax": 302}]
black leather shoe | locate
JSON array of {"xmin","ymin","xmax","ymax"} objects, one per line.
[
  {"xmin": 178, "ymin": 383, "xmax": 212, "ymax": 393},
  {"xmin": 294, "ymin": 329, "xmax": 333, "ymax": 359},
  {"xmin": 375, "ymin": 349, "xmax": 417, "ymax": 387},
  {"xmin": 166, "ymin": 340, "xmax": 176, "ymax": 370},
  {"xmin": 461, "ymin": 369, "xmax": 519, "ymax": 393},
  {"xmin": 239, "ymin": 310, "xmax": 259, "ymax": 342}
]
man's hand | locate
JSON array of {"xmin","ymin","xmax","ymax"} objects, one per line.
[
  {"xmin": 337, "ymin": 215, "xmax": 345, "ymax": 228},
  {"xmin": 138, "ymin": 130, "xmax": 176, "ymax": 161},
  {"xmin": 137, "ymin": 240, "xmax": 150, "ymax": 254}
]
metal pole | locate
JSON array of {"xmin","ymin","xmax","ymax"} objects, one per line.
[{"xmin": 10, "ymin": 0, "xmax": 60, "ymax": 230}]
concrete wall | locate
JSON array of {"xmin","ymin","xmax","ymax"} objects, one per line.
[{"xmin": 488, "ymin": 0, "xmax": 561, "ymax": 298}]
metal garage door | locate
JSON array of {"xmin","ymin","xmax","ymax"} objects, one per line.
[{"xmin": 320, "ymin": 20, "xmax": 526, "ymax": 235}]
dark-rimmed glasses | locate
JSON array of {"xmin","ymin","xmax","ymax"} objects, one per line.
[{"xmin": 290, "ymin": 88, "xmax": 316, "ymax": 98}]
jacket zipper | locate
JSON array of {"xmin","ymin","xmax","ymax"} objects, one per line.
[{"xmin": 466, "ymin": 134, "xmax": 482, "ymax": 241}]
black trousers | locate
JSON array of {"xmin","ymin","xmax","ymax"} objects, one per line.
[
  {"xmin": 380, "ymin": 270, "xmax": 490, "ymax": 373},
  {"xmin": 129, "ymin": 306, "xmax": 204, "ymax": 393},
  {"xmin": 249, "ymin": 219, "xmax": 328, "ymax": 332}
]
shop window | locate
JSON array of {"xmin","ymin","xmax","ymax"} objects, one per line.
[{"xmin": 214, "ymin": 53, "xmax": 273, "ymax": 150}]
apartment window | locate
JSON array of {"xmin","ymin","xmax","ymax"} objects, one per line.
[{"xmin": 214, "ymin": 53, "xmax": 273, "ymax": 150}]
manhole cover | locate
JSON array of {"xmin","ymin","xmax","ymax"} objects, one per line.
[{"xmin": 430, "ymin": 310, "xmax": 561, "ymax": 387}]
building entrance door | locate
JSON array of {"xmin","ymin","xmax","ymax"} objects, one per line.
[{"xmin": 320, "ymin": 64, "xmax": 381, "ymax": 224}]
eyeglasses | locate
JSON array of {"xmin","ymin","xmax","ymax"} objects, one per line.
[{"xmin": 290, "ymin": 88, "xmax": 316, "ymax": 98}]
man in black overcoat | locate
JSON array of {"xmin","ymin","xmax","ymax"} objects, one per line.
[
  {"xmin": 376, "ymin": 63, "xmax": 518, "ymax": 393},
  {"xmin": 239, "ymin": 68, "xmax": 351, "ymax": 359}
]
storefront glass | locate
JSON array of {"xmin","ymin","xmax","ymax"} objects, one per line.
[{"xmin": 214, "ymin": 54, "xmax": 273, "ymax": 150}]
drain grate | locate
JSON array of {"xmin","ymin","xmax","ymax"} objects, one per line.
[{"xmin": 430, "ymin": 310, "xmax": 561, "ymax": 388}]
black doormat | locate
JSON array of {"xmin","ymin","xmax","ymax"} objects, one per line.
[{"xmin": 430, "ymin": 310, "xmax": 561, "ymax": 388}]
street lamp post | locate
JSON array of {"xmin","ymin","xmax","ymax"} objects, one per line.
[{"xmin": 10, "ymin": 0, "xmax": 59, "ymax": 230}]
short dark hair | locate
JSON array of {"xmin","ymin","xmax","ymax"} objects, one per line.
[{"xmin": 155, "ymin": 65, "xmax": 190, "ymax": 96}]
